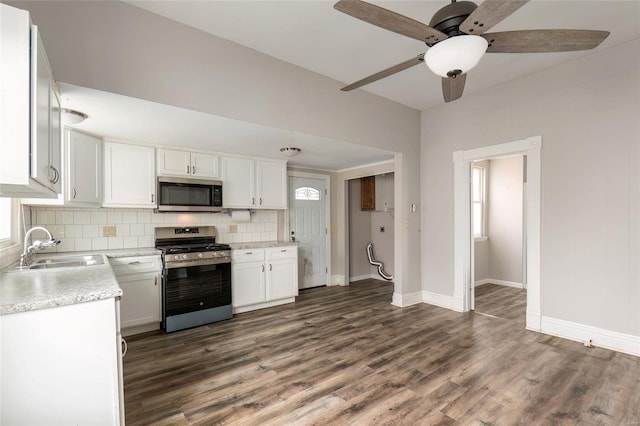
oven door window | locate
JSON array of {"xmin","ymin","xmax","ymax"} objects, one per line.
[
  {"xmin": 165, "ymin": 263, "xmax": 231, "ymax": 316},
  {"xmin": 159, "ymin": 182, "xmax": 212, "ymax": 207}
]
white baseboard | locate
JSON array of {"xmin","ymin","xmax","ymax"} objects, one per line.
[
  {"xmin": 541, "ymin": 316, "xmax": 640, "ymax": 357},
  {"xmin": 330, "ymin": 275, "xmax": 346, "ymax": 286},
  {"xmin": 475, "ymin": 278, "xmax": 524, "ymax": 289},
  {"xmin": 526, "ymin": 310, "xmax": 541, "ymax": 332},
  {"xmin": 349, "ymin": 274, "xmax": 386, "ymax": 282},
  {"xmin": 391, "ymin": 291, "xmax": 422, "ymax": 307},
  {"xmin": 422, "ymin": 291, "xmax": 464, "ymax": 312}
]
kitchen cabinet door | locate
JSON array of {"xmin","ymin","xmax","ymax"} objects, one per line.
[
  {"xmin": 67, "ymin": 129, "xmax": 101, "ymax": 205},
  {"xmin": 221, "ymin": 156, "xmax": 255, "ymax": 208},
  {"xmin": 103, "ymin": 142, "xmax": 156, "ymax": 208},
  {"xmin": 256, "ymin": 160, "xmax": 287, "ymax": 209},
  {"xmin": 118, "ymin": 272, "xmax": 161, "ymax": 329},
  {"xmin": 267, "ymin": 257, "xmax": 298, "ymax": 301},
  {"xmin": 191, "ymin": 152, "xmax": 219, "ymax": 178},
  {"xmin": 232, "ymin": 261, "xmax": 266, "ymax": 307},
  {"xmin": 157, "ymin": 148, "xmax": 190, "ymax": 177},
  {"xmin": 360, "ymin": 176, "xmax": 375, "ymax": 211}
]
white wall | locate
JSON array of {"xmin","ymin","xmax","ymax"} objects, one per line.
[
  {"xmin": 421, "ymin": 40, "xmax": 640, "ymax": 337},
  {"xmin": 488, "ymin": 156, "xmax": 523, "ymax": 284},
  {"xmin": 10, "ymin": 1, "xmax": 422, "ymax": 298},
  {"xmin": 27, "ymin": 207, "xmax": 278, "ymax": 252}
]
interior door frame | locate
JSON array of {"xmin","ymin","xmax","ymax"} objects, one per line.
[
  {"xmin": 286, "ymin": 170, "xmax": 331, "ymax": 287},
  {"xmin": 453, "ymin": 135, "xmax": 542, "ymax": 331}
]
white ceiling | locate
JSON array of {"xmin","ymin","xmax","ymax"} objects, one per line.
[
  {"xmin": 126, "ymin": 0, "xmax": 640, "ymax": 110},
  {"xmin": 60, "ymin": 83, "xmax": 394, "ymax": 171},
  {"xmin": 61, "ymin": 1, "xmax": 639, "ymax": 171}
]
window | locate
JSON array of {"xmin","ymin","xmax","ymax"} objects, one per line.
[
  {"xmin": 0, "ymin": 197, "xmax": 13, "ymax": 247},
  {"xmin": 472, "ymin": 166, "xmax": 486, "ymax": 238},
  {"xmin": 295, "ymin": 187, "xmax": 320, "ymax": 201}
]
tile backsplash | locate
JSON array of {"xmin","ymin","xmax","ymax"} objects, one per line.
[{"xmin": 29, "ymin": 207, "xmax": 278, "ymax": 253}]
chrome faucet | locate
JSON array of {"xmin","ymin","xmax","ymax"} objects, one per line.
[{"xmin": 19, "ymin": 226, "xmax": 61, "ymax": 268}]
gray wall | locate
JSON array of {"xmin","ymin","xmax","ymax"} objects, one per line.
[
  {"xmin": 10, "ymin": 1, "xmax": 422, "ymax": 296},
  {"xmin": 422, "ymin": 40, "xmax": 640, "ymax": 336},
  {"xmin": 348, "ymin": 179, "xmax": 373, "ymax": 279},
  {"xmin": 488, "ymin": 156, "xmax": 523, "ymax": 284}
]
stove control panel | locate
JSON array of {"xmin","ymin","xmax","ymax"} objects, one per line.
[{"xmin": 166, "ymin": 250, "xmax": 231, "ymax": 264}]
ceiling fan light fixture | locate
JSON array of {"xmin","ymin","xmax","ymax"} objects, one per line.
[
  {"xmin": 280, "ymin": 147, "xmax": 301, "ymax": 157},
  {"xmin": 424, "ymin": 35, "xmax": 488, "ymax": 78}
]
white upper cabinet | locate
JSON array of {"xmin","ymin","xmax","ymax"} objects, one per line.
[
  {"xmin": 67, "ymin": 129, "xmax": 102, "ymax": 205},
  {"xmin": 221, "ymin": 156, "xmax": 287, "ymax": 209},
  {"xmin": 0, "ymin": 5, "xmax": 61, "ymax": 198},
  {"xmin": 256, "ymin": 160, "xmax": 287, "ymax": 209},
  {"xmin": 22, "ymin": 128, "xmax": 102, "ymax": 206},
  {"xmin": 190, "ymin": 152, "xmax": 219, "ymax": 178},
  {"xmin": 221, "ymin": 156, "xmax": 255, "ymax": 208},
  {"xmin": 157, "ymin": 148, "xmax": 219, "ymax": 179},
  {"xmin": 103, "ymin": 142, "xmax": 156, "ymax": 208}
]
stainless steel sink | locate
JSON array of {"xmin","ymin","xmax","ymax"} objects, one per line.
[{"xmin": 11, "ymin": 254, "xmax": 104, "ymax": 271}]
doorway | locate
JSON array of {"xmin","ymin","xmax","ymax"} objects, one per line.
[
  {"xmin": 471, "ymin": 156, "xmax": 526, "ymax": 326},
  {"xmin": 453, "ymin": 136, "xmax": 542, "ymax": 332},
  {"xmin": 288, "ymin": 172, "xmax": 330, "ymax": 289}
]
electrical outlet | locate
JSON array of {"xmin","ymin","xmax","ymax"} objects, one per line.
[
  {"xmin": 228, "ymin": 224, "xmax": 238, "ymax": 233},
  {"xmin": 103, "ymin": 226, "xmax": 116, "ymax": 237}
]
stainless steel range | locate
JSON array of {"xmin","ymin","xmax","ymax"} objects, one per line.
[{"xmin": 155, "ymin": 226, "xmax": 232, "ymax": 333}]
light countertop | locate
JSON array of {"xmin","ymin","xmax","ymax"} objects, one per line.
[
  {"xmin": 0, "ymin": 248, "xmax": 161, "ymax": 316},
  {"xmin": 229, "ymin": 241, "xmax": 297, "ymax": 250}
]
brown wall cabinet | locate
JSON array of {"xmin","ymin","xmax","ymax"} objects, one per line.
[{"xmin": 360, "ymin": 176, "xmax": 375, "ymax": 211}]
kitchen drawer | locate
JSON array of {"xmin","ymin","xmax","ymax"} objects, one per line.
[
  {"xmin": 266, "ymin": 246, "xmax": 297, "ymax": 260},
  {"xmin": 231, "ymin": 249, "xmax": 265, "ymax": 263},
  {"xmin": 110, "ymin": 256, "xmax": 161, "ymax": 275}
]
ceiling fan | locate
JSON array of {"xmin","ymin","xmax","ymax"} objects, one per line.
[{"xmin": 335, "ymin": 0, "xmax": 610, "ymax": 102}]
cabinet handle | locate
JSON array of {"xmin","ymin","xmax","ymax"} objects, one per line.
[
  {"xmin": 252, "ymin": 197, "xmax": 255, "ymax": 205},
  {"xmin": 72, "ymin": 188, "xmax": 77, "ymax": 199},
  {"xmin": 121, "ymin": 337, "xmax": 128, "ymax": 358},
  {"xmin": 260, "ymin": 198, "xmax": 262, "ymax": 205},
  {"xmin": 192, "ymin": 166, "xmax": 196, "ymax": 174},
  {"xmin": 269, "ymin": 264, "xmax": 272, "ymax": 271},
  {"xmin": 154, "ymin": 276, "xmax": 157, "ymax": 286},
  {"xmin": 261, "ymin": 264, "xmax": 265, "ymax": 272},
  {"xmin": 151, "ymin": 194, "xmax": 155, "ymax": 203},
  {"xmin": 128, "ymin": 261, "xmax": 141, "ymax": 265},
  {"xmin": 187, "ymin": 165, "xmax": 190, "ymax": 174},
  {"xmin": 48, "ymin": 165, "xmax": 60, "ymax": 184},
  {"xmin": 245, "ymin": 252, "xmax": 253, "ymax": 255},
  {"xmin": 281, "ymin": 249, "xmax": 287, "ymax": 252}
]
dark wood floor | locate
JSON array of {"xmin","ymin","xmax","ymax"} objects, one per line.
[
  {"xmin": 124, "ymin": 280, "xmax": 640, "ymax": 425},
  {"xmin": 475, "ymin": 283, "xmax": 527, "ymax": 326}
]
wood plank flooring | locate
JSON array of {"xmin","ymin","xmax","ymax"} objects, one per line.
[
  {"xmin": 474, "ymin": 283, "xmax": 526, "ymax": 325},
  {"xmin": 123, "ymin": 279, "xmax": 640, "ymax": 425}
]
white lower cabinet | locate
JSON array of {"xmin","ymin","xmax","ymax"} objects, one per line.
[
  {"xmin": 232, "ymin": 245, "xmax": 298, "ymax": 313},
  {"xmin": 0, "ymin": 298, "xmax": 123, "ymax": 425},
  {"xmin": 110, "ymin": 255, "xmax": 162, "ymax": 336}
]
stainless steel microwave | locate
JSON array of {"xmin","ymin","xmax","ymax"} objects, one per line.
[{"xmin": 156, "ymin": 177, "xmax": 223, "ymax": 213}]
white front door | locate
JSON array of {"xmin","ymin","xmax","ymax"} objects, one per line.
[{"xmin": 289, "ymin": 176, "xmax": 327, "ymax": 289}]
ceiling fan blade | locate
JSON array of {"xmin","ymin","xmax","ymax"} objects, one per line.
[
  {"xmin": 460, "ymin": 0, "xmax": 529, "ymax": 35},
  {"xmin": 334, "ymin": 0, "xmax": 447, "ymax": 44},
  {"xmin": 442, "ymin": 74, "xmax": 467, "ymax": 103},
  {"xmin": 483, "ymin": 29, "xmax": 610, "ymax": 53},
  {"xmin": 341, "ymin": 54, "xmax": 425, "ymax": 91}
]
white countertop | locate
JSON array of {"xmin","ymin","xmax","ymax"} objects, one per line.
[
  {"xmin": 229, "ymin": 241, "xmax": 297, "ymax": 250},
  {"xmin": 0, "ymin": 248, "xmax": 161, "ymax": 316}
]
